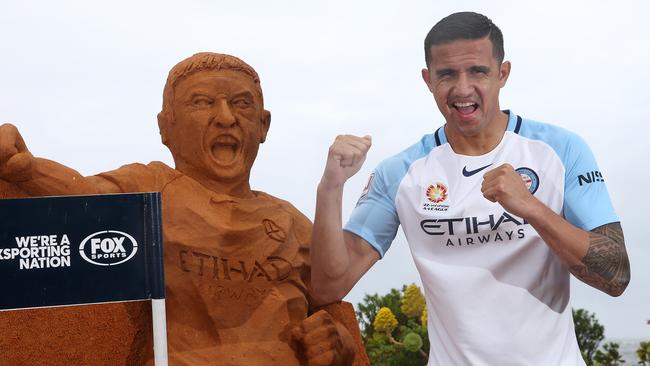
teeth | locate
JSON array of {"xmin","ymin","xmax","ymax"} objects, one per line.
[
  {"xmin": 214, "ymin": 135, "xmax": 238, "ymax": 145},
  {"xmin": 454, "ymin": 102, "xmax": 475, "ymax": 107}
]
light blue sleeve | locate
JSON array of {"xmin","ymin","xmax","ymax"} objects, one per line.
[
  {"xmin": 344, "ymin": 166, "xmax": 401, "ymax": 258},
  {"xmin": 518, "ymin": 119, "xmax": 619, "ymax": 231},
  {"xmin": 343, "ymin": 134, "xmax": 436, "ymax": 258},
  {"xmin": 562, "ymin": 133, "xmax": 619, "ymax": 231}
]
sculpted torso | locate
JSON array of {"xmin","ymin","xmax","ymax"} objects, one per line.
[{"xmin": 100, "ymin": 162, "xmax": 312, "ymax": 365}]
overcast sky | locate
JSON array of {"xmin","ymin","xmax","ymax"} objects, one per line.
[{"xmin": 1, "ymin": 1, "xmax": 648, "ymax": 339}]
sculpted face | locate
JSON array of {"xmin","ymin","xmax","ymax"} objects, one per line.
[
  {"xmin": 422, "ymin": 36, "xmax": 510, "ymax": 137},
  {"xmin": 164, "ymin": 69, "xmax": 270, "ymax": 187}
]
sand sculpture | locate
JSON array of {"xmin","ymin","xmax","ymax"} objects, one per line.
[{"xmin": 0, "ymin": 53, "xmax": 370, "ymax": 366}]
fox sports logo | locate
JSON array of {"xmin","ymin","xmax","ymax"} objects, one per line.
[{"xmin": 79, "ymin": 230, "xmax": 138, "ymax": 266}]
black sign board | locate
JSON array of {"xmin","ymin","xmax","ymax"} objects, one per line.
[{"xmin": 0, "ymin": 192, "xmax": 164, "ymax": 310}]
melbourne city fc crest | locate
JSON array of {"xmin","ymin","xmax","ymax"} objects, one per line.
[{"xmin": 516, "ymin": 167, "xmax": 539, "ymax": 194}]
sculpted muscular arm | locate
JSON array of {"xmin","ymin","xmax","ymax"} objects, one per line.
[
  {"xmin": 0, "ymin": 123, "xmax": 120, "ymax": 195},
  {"xmin": 312, "ymin": 135, "xmax": 379, "ymax": 305},
  {"xmin": 481, "ymin": 164, "xmax": 630, "ymax": 296}
]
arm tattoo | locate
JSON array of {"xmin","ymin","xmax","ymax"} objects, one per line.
[{"xmin": 569, "ymin": 222, "xmax": 630, "ymax": 296}]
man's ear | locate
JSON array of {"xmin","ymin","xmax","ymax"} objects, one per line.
[
  {"xmin": 421, "ymin": 68, "xmax": 434, "ymax": 93},
  {"xmin": 498, "ymin": 61, "xmax": 511, "ymax": 87},
  {"xmin": 259, "ymin": 110, "xmax": 271, "ymax": 143},
  {"xmin": 157, "ymin": 111, "xmax": 171, "ymax": 146}
]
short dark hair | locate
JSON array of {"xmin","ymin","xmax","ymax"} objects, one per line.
[
  {"xmin": 160, "ymin": 52, "xmax": 263, "ymax": 123},
  {"xmin": 424, "ymin": 12, "xmax": 504, "ymax": 67}
]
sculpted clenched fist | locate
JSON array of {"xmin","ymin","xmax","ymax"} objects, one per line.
[
  {"xmin": 320, "ymin": 135, "xmax": 371, "ymax": 189},
  {"xmin": 292, "ymin": 310, "xmax": 355, "ymax": 366},
  {"xmin": 0, "ymin": 123, "xmax": 34, "ymax": 182}
]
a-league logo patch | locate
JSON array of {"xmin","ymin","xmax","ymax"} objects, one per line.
[
  {"xmin": 422, "ymin": 182, "xmax": 449, "ymax": 212},
  {"xmin": 426, "ymin": 182, "xmax": 448, "ymax": 203},
  {"xmin": 516, "ymin": 167, "xmax": 539, "ymax": 194}
]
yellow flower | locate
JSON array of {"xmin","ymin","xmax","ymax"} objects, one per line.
[
  {"xmin": 421, "ymin": 307, "xmax": 427, "ymax": 327},
  {"xmin": 373, "ymin": 307, "xmax": 398, "ymax": 334},
  {"xmin": 401, "ymin": 283, "xmax": 426, "ymax": 318}
]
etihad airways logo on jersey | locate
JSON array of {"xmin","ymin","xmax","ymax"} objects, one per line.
[{"xmin": 420, "ymin": 211, "xmax": 528, "ymax": 247}]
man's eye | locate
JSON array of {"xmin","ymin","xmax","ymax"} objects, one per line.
[
  {"xmin": 438, "ymin": 72, "xmax": 454, "ymax": 79},
  {"xmin": 232, "ymin": 98, "xmax": 252, "ymax": 108},
  {"xmin": 192, "ymin": 97, "xmax": 213, "ymax": 106}
]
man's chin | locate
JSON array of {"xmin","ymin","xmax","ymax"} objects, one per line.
[
  {"xmin": 206, "ymin": 165, "xmax": 247, "ymax": 184},
  {"xmin": 448, "ymin": 120, "xmax": 485, "ymax": 137}
]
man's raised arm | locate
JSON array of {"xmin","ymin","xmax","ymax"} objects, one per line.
[
  {"xmin": 0, "ymin": 123, "xmax": 120, "ymax": 196},
  {"xmin": 481, "ymin": 164, "xmax": 630, "ymax": 296},
  {"xmin": 311, "ymin": 135, "xmax": 379, "ymax": 305}
]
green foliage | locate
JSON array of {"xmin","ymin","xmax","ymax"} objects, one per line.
[
  {"xmin": 593, "ymin": 342, "xmax": 625, "ymax": 366},
  {"xmin": 359, "ymin": 292, "xmax": 634, "ymax": 365},
  {"xmin": 574, "ymin": 308, "xmax": 605, "ymax": 365},
  {"xmin": 572, "ymin": 308, "xmax": 632, "ymax": 366},
  {"xmin": 403, "ymin": 332, "xmax": 424, "ymax": 352},
  {"xmin": 637, "ymin": 341, "xmax": 650, "ymax": 365},
  {"xmin": 356, "ymin": 288, "xmax": 404, "ymax": 341},
  {"xmin": 357, "ymin": 285, "xmax": 429, "ymax": 366}
]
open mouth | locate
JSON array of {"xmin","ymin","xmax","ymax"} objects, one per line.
[
  {"xmin": 210, "ymin": 135, "xmax": 240, "ymax": 165},
  {"xmin": 453, "ymin": 101, "xmax": 479, "ymax": 116}
]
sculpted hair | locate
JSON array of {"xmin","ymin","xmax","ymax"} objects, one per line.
[
  {"xmin": 424, "ymin": 12, "xmax": 504, "ymax": 66},
  {"xmin": 160, "ymin": 52, "xmax": 263, "ymax": 120}
]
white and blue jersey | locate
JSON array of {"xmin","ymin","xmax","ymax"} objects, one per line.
[{"xmin": 345, "ymin": 111, "xmax": 617, "ymax": 366}]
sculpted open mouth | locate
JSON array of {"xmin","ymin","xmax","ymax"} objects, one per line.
[
  {"xmin": 453, "ymin": 101, "xmax": 479, "ymax": 116},
  {"xmin": 210, "ymin": 135, "xmax": 241, "ymax": 165}
]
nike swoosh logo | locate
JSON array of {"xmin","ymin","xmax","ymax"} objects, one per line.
[{"xmin": 462, "ymin": 164, "xmax": 492, "ymax": 177}]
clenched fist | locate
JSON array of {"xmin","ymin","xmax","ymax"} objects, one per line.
[
  {"xmin": 0, "ymin": 123, "xmax": 34, "ymax": 182},
  {"xmin": 481, "ymin": 163, "xmax": 541, "ymax": 219},
  {"xmin": 321, "ymin": 135, "xmax": 371, "ymax": 189},
  {"xmin": 292, "ymin": 310, "xmax": 355, "ymax": 366}
]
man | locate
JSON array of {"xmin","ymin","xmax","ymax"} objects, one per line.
[
  {"xmin": 312, "ymin": 12, "xmax": 630, "ymax": 365},
  {"xmin": 0, "ymin": 53, "xmax": 356, "ymax": 365}
]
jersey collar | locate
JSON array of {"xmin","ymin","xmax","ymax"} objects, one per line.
[{"xmin": 433, "ymin": 110, "xmax": 522, "ymax": 147}]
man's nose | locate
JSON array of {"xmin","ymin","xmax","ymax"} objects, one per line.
[
  {"xmin": 211, "ymin": 99, "xmax": 237, "ymax": 127},
  {"xmin": 453, "ymin": 73, "xmax": 473, "ymax": 96}
]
